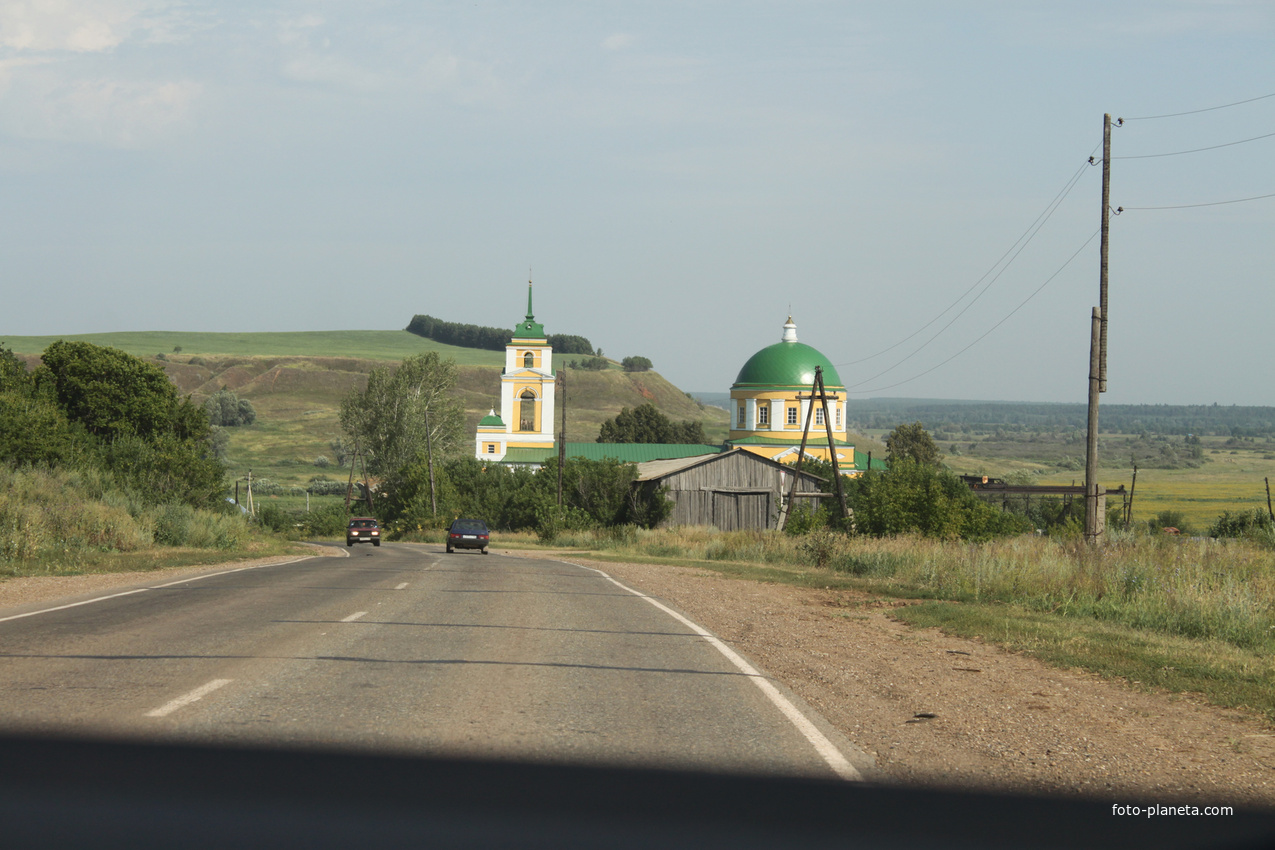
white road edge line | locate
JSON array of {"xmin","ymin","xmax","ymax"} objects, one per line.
[
  {"xmin": 146, "ymin": 679, "xmax": 233, "ymax": 718},
  {"xmin": 0, "ymin": 555, "xmax": 318, "ymax": 625},
  {"xmin": 586, "ymin": 567, "xmax": 863, "ymax": 782},
  {"xmin": 341, "ymin": 611, "xmax": 368, "ymax": 622}
]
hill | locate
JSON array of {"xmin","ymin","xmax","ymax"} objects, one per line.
[
  {"xmin": 2, "ymin": 330, "xmax": 502, "ymax": 366},
  {"xmin": 2, "ymin": 331, "xmax": 729, "ymax": 488}
]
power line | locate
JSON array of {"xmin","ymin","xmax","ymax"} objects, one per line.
[
  {"xmin": 1114, "ymin": 130, "xmax": 1275, "ymax": 159},
  {"xmin": 848, "ymin": 230, "xmax": 1100, "ymax": 395},
  {"xmin": 1123, "ymin": 92, "xmax": 1275, "ymax": 121},
  {"xmin": 836, "ymin": 146, "xmax": 1098, "ymax": 374},
  {"xmin": 1120, "ymin": 192, "xmax": 1275, "ymax": 211}
]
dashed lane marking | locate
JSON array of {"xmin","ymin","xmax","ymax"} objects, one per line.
[{"xmin": 146, "ymin": 679, "xmax": 233, "ymax": 718}]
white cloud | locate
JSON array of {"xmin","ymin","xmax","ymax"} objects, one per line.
[
  {"xmin": 0, "ymin": 0, "xmax": 157, "ymax": 52},
  {"xmin": 601, "ymin": 32, "xmax": 633, "ymax": 51},
  {"xmin": 0, "ymin": 71, "xmax": 200, "ymax": 148}
]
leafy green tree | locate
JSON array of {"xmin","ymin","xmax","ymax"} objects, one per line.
[
  {"xmin": 40, "ymin": 341, "xmax": 207, "ymax": 443},
  {"xmin": 0, "ymin": 392, "xmax": 86, "ymax": 468},
  {"xmin": 205, "ymin": 388, "xmax": 257, "ymax": 427},
  {"xmin": 547, "ymin": 334, "xmax": 594, "ymax": 355},
  {"xmin": 0, "ymin": 343, "xmax": 30, "ymax": 394},
  {"xmin": 885, "ymin": 421, "xmax": 943, "ymax": 467},
  {"xmin": 598, "ymin": 403, "xmax": 706, "ymax": 444},
  {"xmin": 339, "ymin": 352, "xmax": 463, "ymax": 476},
  {"xmin": 97, "ymin": 433, "xmax": 226, "ymax": 508},
  {"xmin": 850, "ymin": 460, "xmax": 1029, "ymax": 541},
  {"xmin": 621, "ymin": 356, "xmax": 653, "ymax": 372}
]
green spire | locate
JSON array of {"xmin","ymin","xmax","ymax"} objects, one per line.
[{"xmin": 514, "ymin": 279, "xmax": 545, "ymax": 339}]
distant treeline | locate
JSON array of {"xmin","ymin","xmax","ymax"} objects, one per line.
[
  {"xmin": 845, "ymin": 400, "xmax": 1275, "ymax": 438},
  {"xmin": 405, "ymin": 314, "xmax": 594, "ymax": 355}
]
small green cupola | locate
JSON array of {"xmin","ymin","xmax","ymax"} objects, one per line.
[{"xmin": 514, "ymin": 281, "xmax": 545, "ymax": 339}]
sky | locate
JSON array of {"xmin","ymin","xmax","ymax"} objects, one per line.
[{"xmin": 1, "ymin": 1, "xmax": 1271, "ymax": 406}]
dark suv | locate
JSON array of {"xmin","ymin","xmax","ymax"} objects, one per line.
[
  {"xmin": 346, "ymin": 517, "xmax": 381, "ymax": 547},
  {"xmin": 446, "ymin": 518, "xmax": 490, "ymax": 554}
]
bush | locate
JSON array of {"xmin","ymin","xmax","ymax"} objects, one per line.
[
  {"xmin": 1210, "ymin": 509, "xmax": 1273, "ymax": 541},
  {"xmin": 205, "ymin": 389, "xmax": 257, "ymax": 427},
  {"xmin": 621, "ymin": 356, "xmax": 652, "ymax": 372}
]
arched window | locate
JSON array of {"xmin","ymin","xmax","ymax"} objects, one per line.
[
  {"xmin": 519, "ymin": 390, "xmax": 536, "ymax": 431},
  {"xmin": 523, "ymin": 351, "xmax": 534, "ymax": 369}
]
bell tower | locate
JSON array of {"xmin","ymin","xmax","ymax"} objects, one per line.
[{"xmin": 475, "ymin": 281, "xmax": 556, "ymax": 461}]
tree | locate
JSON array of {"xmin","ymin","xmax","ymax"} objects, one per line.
[
  {"xmin": 885, "ymin": 421, "xmax": 943, "ymax": 467},
  {"xmin": 205, "ymin": 388, "xmax": 257, "ymax": 426},
  {"xmin": 40, "ymin": 341, "xmax": 205, "ymax": 442},
  {"xmin": 0, "ymin": 343, "xmax": 29, "ymax": 394},
  {"xmin": 339, "ymin": 352, "xmax": 464, "ymax": 476},
  {"xmin": 850, "ymin": 461, "xmax": 1029, "ymax": 541},
  {"xmin": 621, "ymin": 356, "xmax": 653, "ymax": 372},
  {"xmin": 597, "ymin": 403, "xmax": 705, "ymax": 444}
]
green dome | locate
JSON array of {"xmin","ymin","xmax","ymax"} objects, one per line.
[
  {"xmin": 478, "ymin": 410, "xmax": 505, "ymax": 428},
  {"xmin": 733, "ymin": 341, "xmax": 843, "ymax": 390}
]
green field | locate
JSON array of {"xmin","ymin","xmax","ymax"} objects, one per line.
[
  {"xmin": 5, "ymin": 331, "xmax": 727, "ymax": 491},
  {"xmin": 2, "ymin": 330, "xmax": 504, "ymax": 366}
]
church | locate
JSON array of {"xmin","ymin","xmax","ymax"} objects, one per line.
[{"xmin": 475, "ymin": 286, "xmax": 867, "ymax": 475}]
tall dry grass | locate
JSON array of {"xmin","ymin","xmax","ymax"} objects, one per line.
[
  {"xmin": 550, "ymin": 525, "xmax": 1275, "ymax": 651},
  {"xmin": 0, "ymin": 467, "xmax": 250, "ymax": 574}
]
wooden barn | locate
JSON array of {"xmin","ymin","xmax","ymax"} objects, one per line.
[{"xmin": 634, "ymin": 449, "xmax": 825, "ymax": 531}]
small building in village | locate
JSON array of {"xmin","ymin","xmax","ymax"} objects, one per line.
[{"xmin": 634, "ymin": 450, "xmax": 825, "ymax": 531}]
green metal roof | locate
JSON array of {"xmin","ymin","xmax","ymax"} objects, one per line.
[
  {"xmin": 494, "ymin": 443, "xmax": 725, "ymax": 465},
  {"xmin": 497, "ymin": 447, "xmax": 555, "ymax": 464},
  {"xmin": 733, "ymin": 341, "xmax": 843, "ymax": 390},
  {"xmin": 727, "ymin": 435, "xmax": 853, "ymax": 447},
  {"xmin": 565, "ymin": 443, "xmax": 724, "ymax": 463}
]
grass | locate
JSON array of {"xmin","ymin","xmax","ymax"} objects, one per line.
[
  {"xmin": 510, "ymin": 525, "xmax": 1275, "ymax": 721},
  {"xmin": 0, "ymin": 466, "xmax": 297, "ymax": 580},
  {"xmin": 2, "ymin": 330, "xmax": 505, "ymax": 366}
]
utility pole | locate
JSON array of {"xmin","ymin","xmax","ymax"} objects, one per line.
[
  {"xmin": 1085, "ymin": 112, "xmax": 1115, "ymax": 543},
  {"xmin": 424, "ymin": 409, "xmax": 437, "ymax": 517},
  {"xmin": 1084, "ymin": 308, "xmax": 1104, "ymax": 542},
  {"xmin": 557, "ymin": 371, "xmax": 566, "ymax": 507},
  {"xmin": 815, "ymin": 369, "xmax": 850, "ymax": 523},
  {"xmin": 779, "ymin": 367, "xmax": 848, "ymax": 529},
  {"xmin": 1099, "ymin": 113, "xmax": 1113, "ymax": 393}
]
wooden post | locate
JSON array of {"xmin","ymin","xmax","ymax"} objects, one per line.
[
  {"xmin": 1126, "ymin": 465, "xmax": 1138, "ymax": 529},
  {"xmin": 1099, "ymin": 113, "xmax": 1112, "ymax": 394},
  {"xmin": 358, "ymin": 448, "xmax": 374, "ymax": 515},
  {"xmin": 815, "ymin": 368, "xmax": 850, "ymax": 522},
  {"xmin": 344, "ymin": 447, "xmax": 357, "ymax": 515},
  {"xmin": 424, "ymin": 409, "xmax": 436, "ymax": 517},
  {"xmin": 779, "ymin": 377, "xmax": 820, "ymax": 531},
  {"xmin": 1266, "ymin": 477, "xmax": 1274, "ymax": 523},
  {"xmin": 1084, "ymin": 308, "xmax": 1103, "ymax": 543},
  {"xmin": 557, "ymin": 371, "xmax": 565, "ymax": 507},
  {"xmin": 246, "ymin": 469, "xmax": 254, "ymax": 517}
]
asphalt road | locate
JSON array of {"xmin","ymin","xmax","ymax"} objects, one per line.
[{"xmin": 0, "ymin": 544, "xmax": 870, "ymax": 779}]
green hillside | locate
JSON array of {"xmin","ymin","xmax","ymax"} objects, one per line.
[
  {"xmin": 3, "ymin": 332, "xmax": 729, "ymax": 489},
  {"xmin": 2, "ymin": 330, "xmax": 502, "ymax": 366}
]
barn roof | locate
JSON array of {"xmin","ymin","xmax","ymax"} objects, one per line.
[{"xmin": 635, "ymin": 447, "xmax": 827, "ymax": 484}]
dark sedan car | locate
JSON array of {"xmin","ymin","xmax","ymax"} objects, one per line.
[
  {"xmin": 347, "ymin": 517, "xmax": 382, "ymax": 547},
  {"xmin": 446, "ymin": 519, "xmax": 489, "ymax": 554}
]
